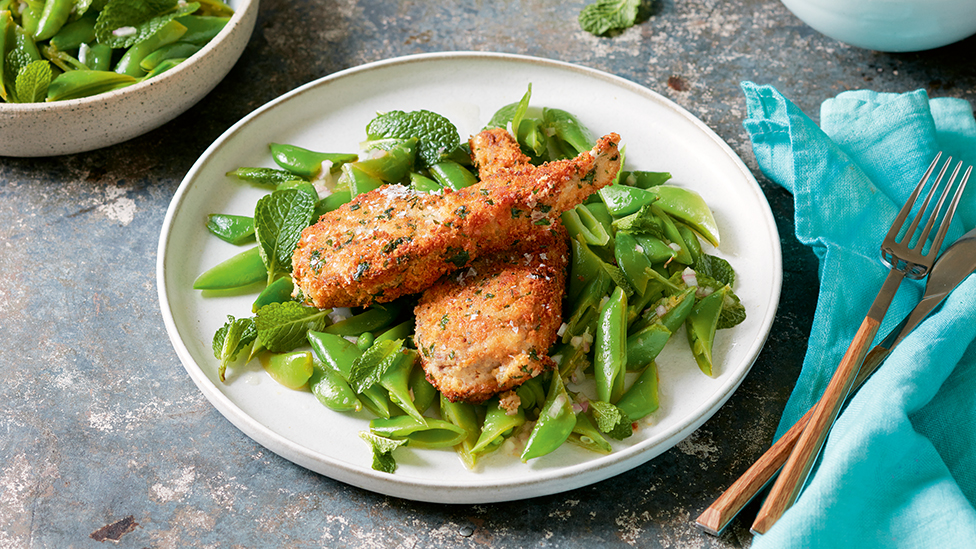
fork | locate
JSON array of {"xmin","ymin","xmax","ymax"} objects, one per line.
[{"xmin": 750, "ymin": 153, "xmax": 972, "ymax": 534}]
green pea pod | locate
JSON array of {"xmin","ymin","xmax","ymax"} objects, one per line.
[
  {"xmin": 375, "ymin": 319, "xmax": 414, "ymax": 344},
  {"xmin": 115, "ymin": 20, "xmax": 187, "ymax": 77},
  {"xmin": 140, "ymin": 42, "xmax": 201, "ymax": 70},
  {"xmin": 313, "ymin": 191, "xmax": 351, "ymax": 218},
  {"xmin": 598, "ymin": 184, "xmax": 656, "ymax": 217},
  {"xmin": 409, "ymin": 362, "xmax": 437, "ymax": 415},
  {"xmin": 47, "ymin": 71, "xmax": 138, "ymax": 101},
  {"xmin": 142, "ymin": 57, "xmax": 184, "ymax": 79},
  {"xmin": 516, "ymin": 117, "xmax": 548, "ymax": 158},
  {"xmin": 41, "ymin": 44, "xmax": 87, "ymax": 72},
  {"xmin": 409, "ymin": 172, "xmax": 443, "ymax": 193},
  {"xmin": 192, "ymin": 246, "xmax": 266, "ymax": 290},
  {"xmin": 369, "ymin": 416, "xmax": 467, "ymax": 449},
  {"xmin": 252, "ymin": 275, "xmax": 293, "ymax": 312},
  {"xmin": 614, "ymin": 231, "xmax": 656, "ymax": 296},
  {"xmin": 355, "ymin": 139, "xmax": 417, "ymax": 183},
  {"xmin": 686, "ymin": 286, "xmax": 728, "ymax": 376},
  {"xmin": 595, "ymin": 286, "xmax": 628, "ymax": 404},
  {"xmin": 429, "ymin": 160, "xmax": 478, "ymax": 191},
  {"xmin": 615, "ymin": 362, "xmax": 660, "ymax": 421},
  {"xmin": 632, "ymin": 233, "xmax": 677, "ymax": 264},
  {"xmin": 338, "ymin": 163, "xmax": 383, "ymax": 196},
  {"xmin": 658, "ymin": 286, "xmax": 697, "ymax": 333},
  {"xmin": 79, "ymin": 43, "xmax": 112, "ymax": 72},
  {"xmin": 324, "ymin": 301, "xmax": 404, "ymax": 336},
  {"xmin": 567, "ymin": 236, "xmax": 607, "ymax": 303},
  {"xmin": 379, "ymin": 348, "xmax": 427, "ymax": 426},
  {"xmin": 515, "ymin": 375, "xmax": 546, "ymax": 412},
  {"xmin": 20, "ymin": 2, "xmax": 42, "ymax": 36},
  {"xmin": 543, "ymin": 107, "xmax": 595, "ymax": 156},
  {"xmin": 625, "ymin": 280, "xmax": 664, "ymax": 328},
  {"xmin": 206, "ymin": 213, "xmax": 255, "ymax": 244},
  {"xmin": 553, "ymin": 338, "xmax": 590, "ymax": 380},
  {"xmin": 622, "ymin": 170, "xmax": 672, "ymax": 189},
  {"xmin": 175, "ymin": 15, "xmax": 229, "ymax": 45},
  {"xmin": 625, "ymin": 322, "xmax": 671, "ymax": 370},
  {"xmin": 471, "ymin": 399, "xmax": 526, "ymax": 455},
  {"xmin": 440, "ymin": 394, "xmax": 480, "ymax": 469},
  {"xmin": 562, "ymin": 267, "xmax": 611, "ymax": 343},
  {"xmin": 676, "ymin": 222, "xmax": 703, "ymax": 266},
  {"xmin": 520, "ymin": 373, "xmax": 578, "ymax": 462},
  {"xmin": 307, "ymin": 330, "xmax": 360, "ymax": 379},
  {"xmin": 49, "ymin": 12, "xmax": 96, "ymax": 50},
  {"xmin": 309, "ymin": 362, "xmax": 362, "ymax": 412},
  {"xmin": 584, "ymin": 202, "xmax": 614, "ymax": 234},
  {"xmin": 649, "ymin": 205, "xmax": 692, "ymax": 265},
  {"xmin": 561, "ymin": 204, "xmax": 610, "ymax": 246},
  {"xmin": 34, "ymin": 0, "xmax": 73, "ymax": 40},
  {"xmin": 270, "ymin": 142, "xmax": 358, "ymax": 179},
  {"xmin": 646, "ymin": 185, "xmax": 720, "ymax": 247},
  {"xmin": 196, "ymin": 0, "xmax": 236, "ymax": 17},
  {"xmin": 307, "ymin": 331, "xmax": 393, "ymax": 417},
  {"xmin": 568, "ymin": 410, "xmax": 613, "ymax": 454},
  {"xmin": 262, "ymin": 351, "xmax": 313, "ymax": 389},
  {"xmin": 227, "ymin": 167, "xmax": 308, "ymax": 187}
]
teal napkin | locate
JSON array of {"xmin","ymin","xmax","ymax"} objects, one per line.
[{"xmin": 740, "ymin": 82, "xmax": 976, "ymax": 547}]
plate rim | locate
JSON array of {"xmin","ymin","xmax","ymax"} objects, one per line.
[{"xmin": 157, "ymin": 51, "xmax": 783, "ymax": 503}]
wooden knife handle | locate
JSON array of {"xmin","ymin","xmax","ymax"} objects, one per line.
[
  {"xmin": 695, "ymin": 344, "xmax": 891, "ymax": 535},
  {"xmin": 750, "ymin": 315, "xmax": 880, "ymax": 534}
]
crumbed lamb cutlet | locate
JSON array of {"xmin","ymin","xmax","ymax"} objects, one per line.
[
  {"xmin": 413, "ymin": 225, "xmax": 569, "ymax": 404},
  {"xmin": 290, "ymin": 130, "xmax": 621, "ymax": 309}
]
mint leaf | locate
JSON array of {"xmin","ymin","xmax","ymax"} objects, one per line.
[
  {"xmin": 254, "ymin": 301, "xmax": 331, "ymax": 352},
  {"xmin": 14, "ymin": 61, "xmax": 52, "ymax": 104},
  {"xmin": 694, "ymin": 254, "xmax": 736, "ymax": 287},
  {"xmin": 347, "ymin": 339, "xmax": 403, "ymax": 393},
  {"xmin": 365, "ymin": 110, "xmax": 460, "ymax": 169},
  {"xmin": 254, "ymin": 188, "xmax": 315, "ymax": 284},
  {"xmin": 359, "ymin": 431, "xmax": 406, "ymax": 473},
  {"xmin": 717, "ymin": 286, "xmax": 746, "ymax": 330},
  {"xmin": 212, "ymin": 315, "xmax": 257, "ymax": 381},
  {"xmin": 579, "ymin": 0, "xmax": 641, "ymax": 36},
  {"xmin": 95, "ymin": 0, "xmax": 201, "ymax": 48},
  {"xmin": 588, "ymin": 400, "xmax": 633, "ymax": 440}
]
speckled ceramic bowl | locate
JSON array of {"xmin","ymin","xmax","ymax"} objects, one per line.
[
  {"xmin": 0, "ymin": 0, "xmax": 258, "ymax": 158},
  {"xmin": 782, "ymin": 0, "xmax": 976, "ymax": 52}
]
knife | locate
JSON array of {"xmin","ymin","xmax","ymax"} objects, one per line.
[{"xmin": 695, "ymin": 227, "xmax": 976, "ymax": 536}]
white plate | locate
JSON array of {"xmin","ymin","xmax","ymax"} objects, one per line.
[{"xmin": 157, "ymin": 52, "xmax": 782, "ymax": 504}]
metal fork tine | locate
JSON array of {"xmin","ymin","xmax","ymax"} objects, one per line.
[
  {"xmin": 929, "ymin": 165, "xmax": 973, "ymax": 258},
  {"xmin": 915, "ymin": 160, "xmax": 961, "ymax": 252},
  {"xmin": 902, "ymin": 155, "xmax": 951, "ymax": 245},
  {"xmin": 886, "ymin": 153, "xmax": 941, "ymax": 242}
]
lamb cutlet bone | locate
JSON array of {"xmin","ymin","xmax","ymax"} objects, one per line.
[{"xmin": 291, "ymin": 131, "xmax": 622, "ymax": 309}]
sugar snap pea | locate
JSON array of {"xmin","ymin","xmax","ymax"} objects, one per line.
[
  {"xmin": 429, "ymin": 160, "xmax": 478, "ymax": 190},
  {"xmin": 49, "ymin": 13, "xmax": 96, "ymax": 51},
  {"xmin": 140, "ymin": 42, "xmax": 202, "ymax": 71},
  {"xmin": 378, "ymin": 348, "xmax": 427, "ymax": 425},
  {"xmin": 309, "ymin": 361, "xmax": 362, "ymax": 412},
  {"xmin": 270, "ymin": 142, "xmax": 359, "ymax": 179},
  {"xmin": 34, "ymin": 0, "xmax": 73, "ymax": 41},
  {"xmin": 568, "ymin": 410, "xmax": 613, "ymax": 454},
  {"xmin": 595, "ymin": 286, "xmax": 628, "ymax": 404},
  {"xmin": 440, "ymin": 395, "xmax": 480, "ymax": 468},
  {"xmin": 262, "ymin": 351, "xmax": 314, "ymax": 390},
  {"xmin": 615, "ymin": 362, "xmax": 660, "ymax": 421},
  {"xmin": 369, "ymin": 416, "xmax": 467, "ymax": 449},
  {"xmin": 409, "ymin": 172, "xmax": 443, "ymax": 193},
  {"xmin": 471, "ymin": 399, "xmax": 526, "ymax": 455},
  {"xmin": 192, "ymin": 246, "xmax": 266, "ymax": 290},
  {"xmin": 114, "ymin": 20, "xmax": 187, "ymax": 77},
  {"xmin": 227, "ymin": 167, "xmax": 308, "ymax": 187},
  {"xmin": 626, "ymin": 322, "xmax": 671, "ymax": 370},
  {"xmin": 252, "ymin": 275, "xmax": 293, "ymax": 312},
  {"xmin": 324, "ymin": 300, "xmax": 405, "ymax": 336},
  {"xmin": 521, "ymin": 373, "xmax": 577, "ymax": 462},
  {"xmin": 78, "ymin": 43, "xmax": 112, "ymax": 71},
  {"xmin": 686, "ymin": 286, "xmax": 728, "ymax": 376},
  {"xmin": 175, "ymin": 15, "xmax": 229, "ymax": 45},
  {"xmin": 355, "ymin": 139, "xmax": 417, "ymax": 183},
  {"xmin": 206, "ymin": 213, "xmax": 255, "ymax": 245}
]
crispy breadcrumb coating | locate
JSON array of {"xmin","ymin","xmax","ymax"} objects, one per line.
[
  {"xmin": 414, "ymin": 226, "xmax": 569, "ymax": 403},
  {"xmin": 291, "ymin": 132, "xmax": 621, "ymax": 308}
]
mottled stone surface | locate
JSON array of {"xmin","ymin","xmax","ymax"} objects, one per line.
[{"xmin": 1, "ymin": 1, "xmax": 974, "ymax": 547}]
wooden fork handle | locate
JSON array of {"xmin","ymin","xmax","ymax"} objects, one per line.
[
  {"xmin": 695, "ymin": 345, "xmax": 890, "ymax": 535},
  {"xmin": 750, "ymin": 316, "xmax": 881, "ymax": 534}
]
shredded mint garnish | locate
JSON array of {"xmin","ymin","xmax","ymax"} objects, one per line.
[
  {"xmin": 588, "ymin": 400, "xmax": 633, "ymax": 440},
  {"xmin": 365, "ymin": 110, "xmax": 460, "ymax": 169},
  {"xmin": 95, "ymin": 0, "xmax": 201, "ymax": 49},
  {"xmin": 254, "ymin": 188, "xmax": 315, "ymax": 284},
  {"xmin": 254, "ymin": 301, "xmax": 331, "ymax": 353},
  {"xmin": 359, "ymin": 431, "xmax": 406, "ymax": 473},
  {"xmin": 212, "ymin": 315, "xmax": 257, "ymax": 381},
  {"xmin": 579, "ymin": 0, "xmax": 641, "ymax": 36}
]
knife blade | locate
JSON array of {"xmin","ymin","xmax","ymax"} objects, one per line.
[{"xmin": 695, "ymin": 226, "xmax": 976, "ymax": 536}]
